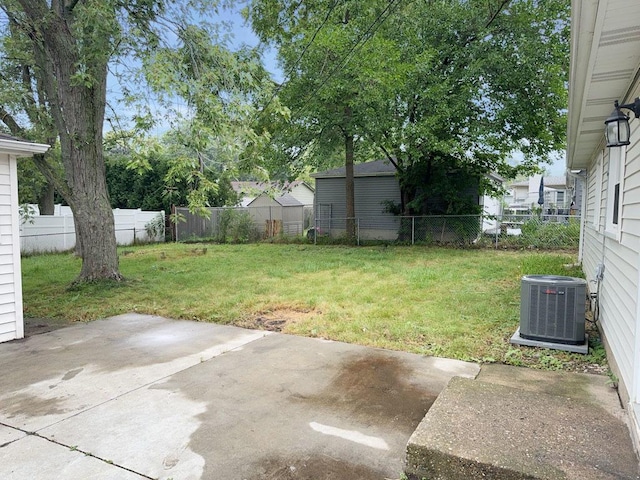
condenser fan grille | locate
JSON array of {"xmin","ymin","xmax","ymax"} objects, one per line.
[{"xmin": 520, "ymin": 275, "xmax": 586, "ymax": 345}]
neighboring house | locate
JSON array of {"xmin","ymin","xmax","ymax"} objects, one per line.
[
  {"xmin": 231, "ymin": 181, "xmax": 315, "ymax": 208},
  {"xmin": 231, "ymin": 181, "xmax": 268, "ymax": 207},
  {"xmin": 567, "ymin": 0, "xmax": 640, "ymax": 451},
  {"xmin": 0, "ymin": 134, "xmax": 49, "ymax": 343},
  {"xmin": 312, "ymin": 160, "xmax": 504, "ymax": 240},
  {"xmin": 506, "ymin": 175, "xmax": 571, "ymax": 212},
  {"xmin": 287, "ymin": 181, "xmax": 315, "ymax": 206}
]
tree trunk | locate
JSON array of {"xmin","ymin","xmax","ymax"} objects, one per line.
[
  {"xmin": 17, "ymin": 0, "xmax": 122, "ymax": 282},
  {"xmin": 345, "ymin": 130, "xmax": 356, "ymax": 242},
  {"xmin": 37, "ymin": 181, "xmax": 55, "ymax": 215},
  {"xmin": 58, "ymin": 106, "xmax": 120, "ymax": 280}
]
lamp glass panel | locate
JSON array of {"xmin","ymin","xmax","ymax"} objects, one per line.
[
  {"xmin": 606, "ymin": 118, "xmax": 631, "ymax": 147},
  {"xmin": 620, "ymin": 118, "xmax": 631, "ymax": 144}
]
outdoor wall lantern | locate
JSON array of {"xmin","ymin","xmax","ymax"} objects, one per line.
[{"xmin": 605, "ymin": 98, "xmax": 640, "ymax": 147}]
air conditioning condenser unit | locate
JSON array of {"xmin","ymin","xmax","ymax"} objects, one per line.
[{"xmin": 512, "ymin": 274, "xmax": 588, "ymax": 354}]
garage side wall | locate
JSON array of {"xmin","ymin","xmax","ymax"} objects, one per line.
[
  {"xmin": 314, "ymin": 175, "xmax": 402, "ymax": 240},
  {"xmin": 0, "ymin": 154, "xmax": 23, "ymax": 342}
]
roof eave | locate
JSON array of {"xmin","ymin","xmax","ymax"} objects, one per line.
[
  {"xmin": 0, "ymin": 138, "xmax": 50, "ymax": 157},
  {"xmin": 312, "ymin": 172, "xmax": 396, "ymax": 179},
  {"xmin": 566, "ymin": 0, "xmax": 599, "ymax": 170},
  {"xmin": 567, "ymin": 0, "xmax": 640, "ymax": 170}
]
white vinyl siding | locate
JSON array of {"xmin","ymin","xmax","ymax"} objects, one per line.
[
  {"xmin": 591, "ymin": 152, "xmax": 603, "ymax": 229},
  {"xmin": 623, "ymin": 127, "xmax": 640, "ymax": 250},
  {"xmin": 605, "ymin": 146, "xmax": 624, "ymax": 237},
  {"xmin": 582, "ymin": 128, "xmax": 640, "ymax": 406},
  {"xmin": 290, "ymin": 184, "xmax": 315, "ymax": 206},
  {"xmin": 0, "ymin": 154, "xmax": 20, "ymax": 342},
  {"xmin": 0, "ymin": 138, "xmax": 47, "ymax": 343}
]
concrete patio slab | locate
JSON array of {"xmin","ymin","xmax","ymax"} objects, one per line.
[
  {"xmin": 0, "ymin": 432, "xmax": 146, "ymax": 480},
  {"xmin": 406, "ymin": 364, "xmax": 640, "ymax": 480},
  {"xmin": 0, "ymin": 313, "xmax": 269, "ymax": 432},
  {"xmin": 0, "ymin": 313, "xmax": 479, "ymax": 480},
  {"xmin": 0, "ymin": 424, "xmax": 25, "ymax": 446}
]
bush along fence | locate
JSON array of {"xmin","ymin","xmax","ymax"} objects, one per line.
[
  {"xmin": 173, "ymin": 206, "xmax": 314, "ymax": 243},
  {"xmin": 20, "ymin": 208, "xmax": 165, "ymax": 254},
  {"xmin": 173, "ymin": 206, "xmax": 580, "ymax": 250},
  {"xmin": 311, "ymin": 214, "xmax": 581, "ymax": 249}
]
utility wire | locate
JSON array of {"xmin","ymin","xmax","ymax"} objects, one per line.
[
  {"xmin": 289, "ymin": 0, "xmax": 404, "ymax": 120},
  {"xmin": 254, "ymin": 0, "xmax": 342, "ymax": 122}
]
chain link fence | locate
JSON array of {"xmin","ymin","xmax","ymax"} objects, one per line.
[
  {"xmin": 173, "ymin": 207, "xmax": 580, "ymax": 250},
  {"xmin": 173, "ymin": 206, "xmax": 313, "ymax": 243},
  {"xmin": 311, "ymin": 214, "xmax": 580, "ymax": 249}
]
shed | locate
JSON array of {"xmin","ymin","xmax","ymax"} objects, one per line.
[
  {"xmin": 247, "ymin": 193, "xmax": 306, "ymax": 237},
  {"xmin": 312, "ymin": 160, "xmax": 502, "ymax": 241},
  {"xmin": 0, "ymin": 134, "xmax": 49, "ymax": 343},
  {"xmin": 312, "ymin": 160, "xmax": 401, "ymax": 240}
]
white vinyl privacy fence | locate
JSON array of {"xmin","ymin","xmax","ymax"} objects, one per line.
[{"xmin": 20, "ymin": 208, "xmax": 165, "ymax": 254}]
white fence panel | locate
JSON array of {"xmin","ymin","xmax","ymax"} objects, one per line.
[
  {"xmin": 20, "ymin": 215, "xmax": 75, "ymax": 253},
  {"xmin": 20, "ymin": 208, "xmax": 164, "ymax": 254}
]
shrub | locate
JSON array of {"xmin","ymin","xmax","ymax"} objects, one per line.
[
  {"xmin": 217, "ymin": 209, "xmax": 259, "ymax": 243},
  {"xmin": 144, "ymin": 213, "xmax": 165, "ymax": 242},
  {"xmin": 519, "ymin": 218, "xmax": 580, "ymax": 249}
]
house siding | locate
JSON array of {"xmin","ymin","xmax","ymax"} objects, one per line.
[
  {"xmin": 290, "ymin": 184, "xmax": 314, "ymax": 206},
  {"xmin": 582, "ymin": 136, "xmax": 639, "ymax": 407},
  {"xmin": 0, "ymin": 153, "xmax": 21, "ymax": 343}
]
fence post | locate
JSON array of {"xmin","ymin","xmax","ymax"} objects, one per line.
[
  {"xmin": 356, "ymin": 218, "xmax": 360, "ymax": 246},
  {"xmin": 412, "ymin": 216, "xmax": 415, "ymax": 245}
]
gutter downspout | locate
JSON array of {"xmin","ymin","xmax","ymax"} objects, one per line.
[{"xmin": 566, "ymin": 169, "xmax": 587, "ymax": 263}]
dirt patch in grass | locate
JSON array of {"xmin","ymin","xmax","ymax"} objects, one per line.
[
  {"xmin": 23, "ymin": 317, "xmax": 75, "ymax": 337},
  {"xmin": 238, "ymin": 307, "xmax": 318, "ymax": 332}
]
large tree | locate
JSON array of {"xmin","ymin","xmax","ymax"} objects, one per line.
[
  {"xmin": 0, "ymin": 11, "xmax": 59, "ymax": 214},
  {"xmin": 0, "ymin": 0, "xmax": 132, "ymax": 281},
  {"xmin": 369, "ymin": 0, "xmax": 569, "ymax": 215},
  {"xmin": 249, "ymin": 0, "xmax": 569, "ymax": 217},
  {"xmin": 104, "ymin": 130, "xmax": 239, "ymax": 212},
  {"xmin": 0, "ymin": 0, "xmax": 277, "ymax": 282},
  {"xmin": 248, "ymin": 0, "xmax": 400, "ymax": 239}
]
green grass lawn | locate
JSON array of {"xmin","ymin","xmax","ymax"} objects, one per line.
[{"xmin": 21, "ymin": 243, "xmax": 606, "ymax": 372}]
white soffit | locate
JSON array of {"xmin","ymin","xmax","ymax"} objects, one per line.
[{"xmin": 567, "ymin": 0, "xmax": 640, "ymax": 169}]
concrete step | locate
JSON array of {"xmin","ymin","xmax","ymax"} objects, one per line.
[{"xmin": 405, "ymin": 364, "xmax": 640, "ymax": 480}]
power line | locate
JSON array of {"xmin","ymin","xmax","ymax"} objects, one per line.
[
  {"xmin": 289, "ymin": 0, "xmax": 404, "ymax": 120},
  {"xmin": 254, "ymin": 0, "xmax": 342, "ymax": 122}
]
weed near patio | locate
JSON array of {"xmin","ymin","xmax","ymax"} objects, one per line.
[{"xmin": 21, "ymin": 243, "xmax": 604, "ymax": 372}]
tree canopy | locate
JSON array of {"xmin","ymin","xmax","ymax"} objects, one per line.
[
  {"xmin": 248, "ymin": 0, "xmax": 570, "ymax": 215},
  {"xmin": 104, "ymin": 130, "xmax": 239, "ymax": 212}
]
